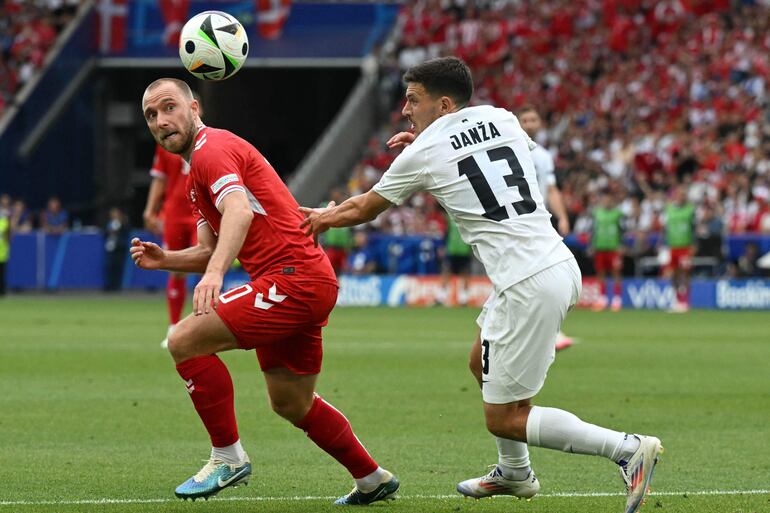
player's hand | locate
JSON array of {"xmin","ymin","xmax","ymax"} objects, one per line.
[
  {"xmin": 193, "ymin": 270, "xmax": 223, "ymax": 315},
  {"xmin": 298, "ymin": 200, "xmax": 336, "ymax": 247},
  {"xmin": 386, "ymin": 131, "xmax": 415, "ymax": 149},
  {"xmin": 558, "ymin": 217, "xmax": 571, "ymax": 236},
  {"xmin": 130, "ymin": 238, "xmax": 165, "ymax": 270}
]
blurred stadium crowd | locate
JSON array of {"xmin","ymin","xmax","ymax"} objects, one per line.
[
  {"xmin": 1, "ymin": 0, "xmax": 769, "ymax": 284},
  {"xmin": 330, "ymin": 0, "xmax": 770, "ymax": 275},
  {"xmin": 0, "ymin": 0, "xmax": 81, "ymax": 117}
]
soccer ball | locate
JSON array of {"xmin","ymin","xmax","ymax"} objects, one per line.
[{"xmin": 179, "ymin": 11, "xmax": 249, "ymax": 81}]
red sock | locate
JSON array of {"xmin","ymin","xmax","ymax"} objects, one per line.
[
  {"xmin": 613, "ymin": 281, "xmax": 622, "ymax": 298},
  {"xmin": 295, "ymin": 395, "xmax": 378, "ymax": 479},
  {"xmin": 167, "ymin": 275, "xmax": 187, "ymax": 325},
  {"xmin": 176, "ymin": 355, "xmax": 239, "ymax": 447},
  {"xmin": 598, "ymin": 279, "xmax": 606, "ymax": 298}
]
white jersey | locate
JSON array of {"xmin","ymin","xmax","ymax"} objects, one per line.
[
  {"xmin": 373, "ymin": 105, "xmax": 574, "ymax": 292},
  {"xmin": 530, "ymin": 144, "xmax": 556, "ymax": 205}
]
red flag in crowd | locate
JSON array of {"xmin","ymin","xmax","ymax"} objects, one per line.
[
  {"xmin": 96, "ymin": 0, "xmax": 128, "ymax": 53},
  {"xmin": 255, "ymin": 0, "xmax": 291, "ymax": 39},
  {"xmin": 157, "ymin": 0, "xmax": 190, "ymax": 47}
]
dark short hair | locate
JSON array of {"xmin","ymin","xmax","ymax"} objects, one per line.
[
  {"xmin": 517, "ymin": 104, "xmax": 540, "ymax": 116},
  {"xmin": 403, "ymin": 57, "xmax": 473, "ymax": 107}
]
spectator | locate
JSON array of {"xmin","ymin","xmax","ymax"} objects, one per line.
[
  {"xmin": 0, "ymin": 0, "xmax": 78, "ymax": 117},
  {"xmin": 695, "ymin": 200, "xmax": 725, "ymax": 274},
  {"xmin": 442, "ymin": 216, "xmax": 471, "ymax": 306},
  {"xmin": 731, "ymin": 242, "xmax": 761, "ymax": 277},
  {"xmin": 330, "ymin": 1, "xmax": 770, "ymax": 274},
  {"xmin": 747, "ymin": 185, "xmax": 770, "ymax": 233},
  {"xmin": 322, "ymin": 225, "xmax": 353, "ymax": 275},
  {"xmin": 443, "ymin": 215, "xmax": 470, "ymax": 275},
  {"xmin": 662, "ymin": 186, "xmax": 696, "ymax": 311},
  {"xmin": 347, "ymin": 231, "xmax": 378, "ymax": 275},
  {"xmin": 417, "ymin": 194, "xmax": 447, "ymax": 238},
  {"xmin": 0, "ymin": 193, "xmax": 10, "ymax": 217},
  {"xmin": 321, "ymin": 188, "xmax": 354, "ymax": 275},
  {"xmin": 10, "ymin": 199, "xmax": 33, "ymax": 233},
  {"xmin": 103, "ymin": 207, "xmax": 129, "ymax": 292},
  {"xmin": 590, "ymin": 190, "xmax": 625, "ymax": 311},
  {"xmin": 40, "ymin": 196, "xmax": 68, "ymax": 234}
]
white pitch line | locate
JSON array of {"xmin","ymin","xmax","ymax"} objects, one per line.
[{"xmin": 0, "ymin": 489, "xmax": 768, "ymax": 506}]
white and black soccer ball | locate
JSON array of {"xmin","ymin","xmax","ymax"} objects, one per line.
[{"xmin": 179, "ymin": 11, "xmax": 249, "ymax": 81}]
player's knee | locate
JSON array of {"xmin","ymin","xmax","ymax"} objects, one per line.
[
  {"xmin": 485, "ymin": 414, "xmax": 509, "ymax": 438},
  {"xmin": 484, "ymin": 403, "xmax": 530, "ymax": 440},
  {"xmin": 166, "ymin": 325, "xmax": 194, "ymax": 362},
  {"xmin": 166, "ymin": 330, "xmax": 185, "ymax": 360},
  {"xmin": 270, "ymin": 397, "xmax": 307, "ymax": 423}
]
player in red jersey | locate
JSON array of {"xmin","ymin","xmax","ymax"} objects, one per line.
[
  {"xmin": 143, "ymin": 140, "xmax": 197, "ymax": 347},
  {"xmin": 131, "ymin": 78, "xmax": 398, "ymax": 504}
]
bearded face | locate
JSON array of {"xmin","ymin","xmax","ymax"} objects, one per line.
[{"xmin": 142, "ymin": 81, "xmax": 200, "ymax": 158}]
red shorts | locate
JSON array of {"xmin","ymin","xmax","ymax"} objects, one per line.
[
  {"xmin": 164, "ymin": 220, "xmax": 197, "ymax": 251},
  {"xmin": 215, "ymin": 274, "xmax": 338, "ymax": 375},
  {"xmin": 666, "ymin": 246, "xmax": 693, "ymax": 273},
  {"xmin": 594, "ymin": 250, "xmax": 622, "ymax": 273}
]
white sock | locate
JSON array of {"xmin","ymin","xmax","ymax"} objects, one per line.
[
  {"xmin": 355, "ymin": 467, "xmax": 387, "ymax": 493},
  {"xmin": 211, "ymin": 440, "xmax": 247, "ymax": 465},
  {"xmin": 526, "ymin": 406, "xmax": 639, "ymax": 464},
  {"xmin": 496, "ymin": 437, "xmax": 532, "ymax": 481}
]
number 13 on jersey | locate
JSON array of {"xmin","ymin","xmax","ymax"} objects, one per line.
[{"xmin": 458, "ymin": 145, "xmax": 537, "ymax": 221}]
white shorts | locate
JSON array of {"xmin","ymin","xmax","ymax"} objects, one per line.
[{"xmin": 476, "ymin": 258, "xmax": 581, "ymax": 404}]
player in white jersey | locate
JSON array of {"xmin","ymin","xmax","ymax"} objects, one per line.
[
  {"xmin": 299, "ymin": 57, "xmax": 661, "ymax": 513},
  {"xmin": 518, "ymin": 105, "xmax": 575, "ymax": 351}
]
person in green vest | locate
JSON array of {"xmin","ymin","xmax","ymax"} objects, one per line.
[
  {"xmin": 322, "ymin": 226, "xmax": 353, "ymax": 275},
  {"xmin": 0, "ymin": 194, "xmax": 10, "ymax": 296},
  {"xmin": 323, "ymin": 225, "xmax": 353, "ymax": 275},
  {"xmin": 442, "ymin": 215, "xmax": 472, "ymax": 305},
  {"xmin": 591, "ymin": 190, "xmax": 625, "ymax": 312},
  {"xmin": 321, "ymin": 189, "xmax": 354, "ymax": 275},
  {"xmin": 662, "ymin": 186, "xmax": 695, "ymax": 312}
]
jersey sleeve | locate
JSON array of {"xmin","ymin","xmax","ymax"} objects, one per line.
[
  {"xmin": 192, "ymin": 205, "xmax": 207, "ymax": 229},
  {"xmin": 534, "ymin": 147, "xmax": 557, "ymax": 187},
  {"xmin": 149, "ymin": 146, "xmax": 168, "ymax": 179},
  {"xmin": 197, "ymin": 149, "xmax": 247, "ymax": 211},
  {"xmin": 372, "ymin": 146, "xmax": 426, "ymax": 206}
]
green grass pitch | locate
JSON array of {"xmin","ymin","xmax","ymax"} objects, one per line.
[{"xmin": 1, "ymin": 296, "xmax": 768, "ymax": 513}]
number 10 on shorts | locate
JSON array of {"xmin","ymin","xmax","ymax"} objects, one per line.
[{"xmin": 219, "ymin": 283, "xmax": 288, "ymax": 310}]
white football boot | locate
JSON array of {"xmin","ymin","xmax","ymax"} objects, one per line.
[
  {"xmin": 457, "ymin": 465, "xmax": 540, "ymax": 499},
  {"xmin": 619, "ymin": 435, "xmax": 663, "ymax": 513}
]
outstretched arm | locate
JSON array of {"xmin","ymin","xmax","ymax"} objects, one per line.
[
  {"xmin": 130, "ymin": 222, "xmax": 216, "ymax": 274},
  {"xmin": 131, "ymin": 191, "xmax": 253, "ymax": 314},
  {"xmin": 299, "ymin": 190, "xmax": 392, "ymax": 244}
]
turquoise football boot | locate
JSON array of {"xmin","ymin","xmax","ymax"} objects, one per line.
[{"xmin": 174, "ymin": 456, "xmax": 251, "ymax": 501}]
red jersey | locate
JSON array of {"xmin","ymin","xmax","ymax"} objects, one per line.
[
  {"xmin": 187, "ymin": 127, "xmax": 336, "ymax": 284},
  {"xmin": 150, "ymin": 145, "xmax": 194, "ymax": 223}
]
